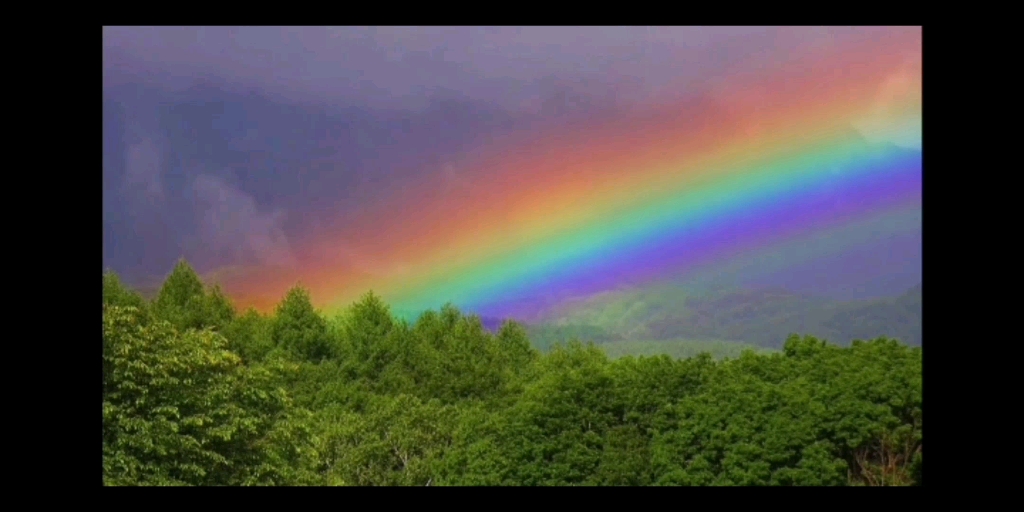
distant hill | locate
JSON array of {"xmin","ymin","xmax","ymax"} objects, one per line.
[
  {"xmin": 523, "ymin": 323, "xmax": 625, "ymax": 351},
  {"xmin": 599, "ymin": 339, "xmax": 777, "ymax": 360},
  {"xmin": 524, "ymin": 284, "xmax": 921, "ymax": 350}
]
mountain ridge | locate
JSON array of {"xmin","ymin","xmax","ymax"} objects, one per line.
[{"xmin": 519, "ymin": 283, "xmax": 921, "ymax": 350}]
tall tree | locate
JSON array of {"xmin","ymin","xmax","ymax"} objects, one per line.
[
  {"xmin": 151, "ymin": 259, "xmax": 236, "ymax": 332},
  {"xmin": 496, "ymin": 320, "xmax": 538, "ymax": 371},
  {"xmin": 272, "ymin": 286, "xmax": 334, "ymax": 362},
  {"xmin": 152, "ymin": 259, "xmax": 208, "ymax": 331},
  {"xmin": 341, "ymin": 291, "xmax": 395, "ymax": 378},
  {"xmin": 223, "ymin": 308, "xmax": 275, "ymax": 364},
  {"xmin": 205, "ymin": 285, "xmax": 237, "ymax": 331},
  {"xmin": 103, "ymin": 270, "xmax": 149, "ymax": 314},
  {"xmin": 154, "ymin": 259, "xmax": 204, "ymax": 310}
]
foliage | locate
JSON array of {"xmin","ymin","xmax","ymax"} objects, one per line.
[
  {"xmin": 102, "ymin": 305, "xmax": 315, "ymax": 486},
  {"xmin": 103, "ymin": 262, "xmax": 922, "ymax": 486},
  {"xmin": 599, "ymin": 339, "xmax": 776, "ymax": 360},
  {"xmin": 103, "ymin": 270, "xmax": 149, "ymax": 313},
  {"xmin": 222, "ymin": 308, "xmax": 275, "ymax": 364},
  {"xmin": 151, "ymin": 259, "xmax": 236, "ymax": 333},
  {"xmin": 315, "ymin": 395, "xmax": 458, "ymax": 486},
  {"xmin": 272, "ymin": 287, "xmax": 335, "ymax": 363}
]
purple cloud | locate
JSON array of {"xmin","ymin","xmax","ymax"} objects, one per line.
[{"xmin": 103, "ymin": 27, "xmax": 915, "ymax": 114}]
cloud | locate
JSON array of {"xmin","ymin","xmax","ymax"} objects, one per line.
[
  {"xmin": 852, "ymin": 58, "xmax": 922, "ymax": 150},
  {"xmin": 104, "ymin": 27, "xmax": 918, "ymax": 116},
  {"xmin": 192, "ymin": 174, "xmax": 297, "ymax": 269},
  {"xmin": 123, "ymin": 137, "xmax": 164, "ymax": 203},
  {"xmin": 111, "ymin": 133, "xmax": 180, "ymax": 277}
]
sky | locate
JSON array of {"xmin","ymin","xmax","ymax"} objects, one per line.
[{"xmin": 102, "ymin": 26, "xmax": 922, "ymax": 318}]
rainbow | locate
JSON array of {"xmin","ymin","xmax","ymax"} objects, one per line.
[{"xmin": 214, "ymin": 31, "xmax": 922, "ymax": 320}]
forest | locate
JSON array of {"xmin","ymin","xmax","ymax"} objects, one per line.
[{"xmin": 103, "ymin": 260, "xmax": 922, "ymax": 486}]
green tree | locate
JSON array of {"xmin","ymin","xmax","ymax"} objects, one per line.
[
  {"xmin": 102, "ymin": 270, "xmax": 924, "ymax": 487},
  {"xmin": 152, "ymin": 259, "xmax": 205, "ymax": 328},
  {"xmin": 497, "ymin": 341, "xmax": 617, "ymax": 485},
  {"xmin": 496, "ymin": 320, "xmax": 538, "ymax": 371},
  {"xmin": 272, "ymin": 286, "xmax": 334, "ymax": 362},
  {"xmin": 223, "ymin": 308, "xmax": 275, "ymax": 364},
  {"xmin": 315, "ymin": 394, "xmax": 458, "ymax": 486},
  {"xmin": 103, "ymin": 271, "xmax": 149, "ymax": 315},
  {"xmin": 592, "ymin": 424, "xmax": 652, "ymax": 485},
  {"xmin": 205, "ymin": 285, "xmax": 237, "ymax": 331},
  {"xmin": 436, "ymin": 313, "xmax": 505, "ymax": 402},
  {"xmin": 650, "ymin": 352, "xmax": 848, "ymax": 486},
  {"xmin": 433, "ymin": 403, "xmax": 509, "ymax": 485},
  {"xmin": 151, "ymin": 259, "xmax": 235, "ymax": 332},
  {"xmin": 102, "ymin": 305, "xmax": 312, "ymax": 486},
  {"xmin": 341, "ymin": 291, "xmax": 396, "ymax": 380}
]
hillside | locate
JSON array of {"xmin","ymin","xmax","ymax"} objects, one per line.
[
  {"xmin": 599, "ymin": 339, "xmax": 777, "ymax": 360},
  {"xmin": 526, "ymin": 284, "xmax": 921, "ymax": 350}
]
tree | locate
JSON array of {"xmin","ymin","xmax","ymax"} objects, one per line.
[
  {"xmin": 205, "ymin": 285, "xmax": 237, "ymax": 331},
  {"xmin": 315, "ymin": 394, "xmax": 458, "ymax": 486},
  {"xmin": 152, "ymin": 259, "xmax": 205, "ymax": 327},
  {"xmin": 223, "ymin": 308, "xmax": 275, "ymax": 364},
  {"xmin": 102, "ymin": 268, "xmax": 924, "ymax": 487},
  {"xmin": 151, "ymin": 259, "xmax": 235, "ymax": 332},
  {"xmin": 103, "ymin": 271, "xmax": 149, "ymax": 315},
  {"xmin": 650, "ymin": 352, "xmax": 848, "ymax": 486},
  {"xmin": 341, "ymin": 291, "xmax": 395, "ymax": 379},
  {"xmin": 496, "ymin": 320, "xmax": 538, "ymax": 371},
  {"xmin": 497, "ymin": 341, "xmax": 617, "ymax": 485},
  {"xmin": 102, "ymin": 305, "xmax": 312, "ymax": 486},
  {"xmin": 272, "ymin": 286, "xmax": 334, "ymax": 362}
]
